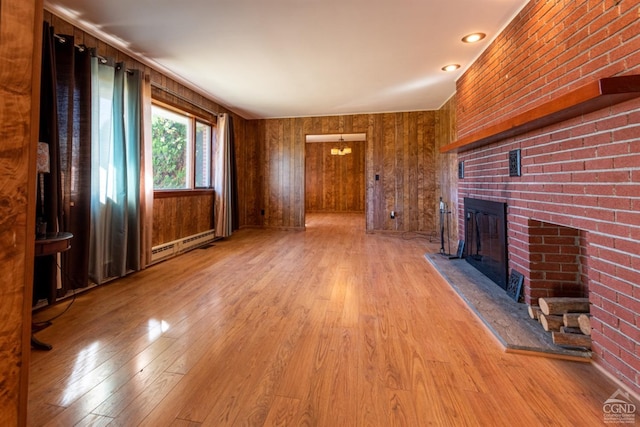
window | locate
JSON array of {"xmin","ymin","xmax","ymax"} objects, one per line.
[
  {"xmin": 151, "ymin": 103, "xmax": 213, "ymax": 190},
  {"xmin": 195, "ymin": 120, "xmax": 211, "ymax": 188}
]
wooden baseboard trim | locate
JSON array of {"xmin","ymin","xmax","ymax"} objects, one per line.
[
  {"xmin": 505, "ymin": 346, "xmax": 591, "ymax": 363},
  {"xmin": 592, "ymin": 361, "xmax": 640, "ymax": 404}
]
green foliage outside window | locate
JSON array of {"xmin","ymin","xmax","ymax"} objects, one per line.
[
  {"xmin": 151, "ymin": 103, "xmax": 212, "ymax": 190},
  {"xmin": 195, "ymin": 121, "xmax": 211, "ymax": 188},
  {"xmin": 152, "ymin": 112, "xmax": 188, "ymax": 189}
]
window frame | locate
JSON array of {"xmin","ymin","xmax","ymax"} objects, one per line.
[{"xmin": 151, "ymin": 100, "xmax": 215, "ymax": 194}]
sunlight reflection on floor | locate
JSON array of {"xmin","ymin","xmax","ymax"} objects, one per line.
[
  {"xmin": 148, "ymin": 318, "xmax": 170, "ymax": 341},
  {"xmin": 61, "ymin": 341, "xmax": 101, "ymax": 406}
]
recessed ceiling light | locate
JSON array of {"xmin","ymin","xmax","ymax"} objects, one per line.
[
  {"xmin": 462, "ymin": 33, "xmax": 486, "ymax": 43},
  {"xmin": 441, "ymin": 64, "xmax": 460, "ymax": 72}
]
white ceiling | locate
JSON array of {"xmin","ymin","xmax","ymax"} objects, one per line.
[{"xmin": 44, "ymin": 0, "xmax": 528, "ymax": 119}]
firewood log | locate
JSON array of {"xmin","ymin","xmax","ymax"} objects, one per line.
[
  {"xmin": 539, "ymin": 314, "xmax": 564, "ymax": 332},
  {"xmin": 563, "ymin": 313, "xmax": 581, "ymax": 328},
  {"xmin": 538, "ymin": 297, "xmax": 589, "ymax": 315},
  {"xmin": 560, "ymin": 326, "xmax": 582, "ymax": 334},
  {"xmin": 578, "ymin": 314, "xmax": 591, "ymax": 336},
  {"xmin": 528, "ymin": 305, "xmax": 541, "ymax": 320},
  {"xmin": 552, "ymin": 331, "xmax": 592, "ymax": 349}
]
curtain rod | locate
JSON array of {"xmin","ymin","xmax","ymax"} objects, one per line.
[
  {"xmin": 54, "ymin": 33, "xmax": 94, "ymax": 58},
  {"xmin": 52, "ymin": 33, "xmax": 222, "ymax": 117},
  {"xmin": 53, "ymin": 33, "xmax": 135, "ymax": 73},
  {"xmin": 151, "ymin": 82, "xmax": 223, "ymax": 117}
]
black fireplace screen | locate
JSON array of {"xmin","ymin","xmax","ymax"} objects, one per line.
[{"xmin": 464, "ymin": 198, "xmax": 508, "ymax": 289}]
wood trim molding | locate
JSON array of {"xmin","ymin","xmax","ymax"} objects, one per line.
[
  {"xmin": 153, "ymin": 189, "xmax": 214, "ymax": 199},
  {"xmin": 441, "ymin": 75, "xmax": 640, "ymax": 153}
]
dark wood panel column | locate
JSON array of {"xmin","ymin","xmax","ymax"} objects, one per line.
[{"xmin": 0, "ymin": 0, "xmax": 43, "ymax": 425}]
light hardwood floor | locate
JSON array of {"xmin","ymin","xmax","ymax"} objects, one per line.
[{"xmin": 29, "ymin": 213, "xmax": 623, "ymax": 426}]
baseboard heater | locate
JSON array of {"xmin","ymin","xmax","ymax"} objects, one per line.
[{"xmin": 151, "ymin": 229, "xmax": 216, "ymax": 264}]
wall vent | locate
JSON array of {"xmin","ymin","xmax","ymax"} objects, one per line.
[
  {"xmin": 509, "ymin": 149, "xmax": 522, "ymax": 177},
  {"xmin": 178, "ymin": 230, "xmax": 216, "ymax": 252},
  {"xmin": 151, "ymin": 242, "xmax": 176, "ymax": 263},
  {"xmin": 150, "ymin": 229, "xmax": 216, "ymax": 264}
]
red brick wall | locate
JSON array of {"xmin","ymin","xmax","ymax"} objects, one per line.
[
  {"xmin": 456, "ymin": 0, "xmax": 640, "ymax": 394},
  {"xmin": 457, "ymin": 0, "xmax": 640, "ymax": 139}
]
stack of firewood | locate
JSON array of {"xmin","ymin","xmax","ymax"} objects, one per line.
[{"xmin": 528, "ymin": 297, "xmax": 591, "ymax": 350}]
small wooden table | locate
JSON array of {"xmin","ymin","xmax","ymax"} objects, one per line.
[
  {"xmin": 32, "ymin": 231, "xmax": 73, "ymax": 350},
  {"xmin": 35, "ymin": 231, "xmax": 73, "ymax": 257},
  {"xmin": 35, "ymin": 232, "xmax": 73, "ymax": 303}
]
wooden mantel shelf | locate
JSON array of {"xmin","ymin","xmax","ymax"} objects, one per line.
[{"xmin": 441, "ymin": 75, "xmax": 640, "ymax": 153}]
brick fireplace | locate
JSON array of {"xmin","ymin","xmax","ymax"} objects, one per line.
[
  {"xmin": 454, "ymin": 100, "xmax": 640, "ymax": 393},
  {"xmin": 443, "ymin": 0, "xmax": 640, "ymax": 396},
  {"xmin": 463, "ymin": 204, "xmax": 590, "ymax": 305}
]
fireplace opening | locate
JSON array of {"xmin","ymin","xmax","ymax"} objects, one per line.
[
  {"xmin": 464, "ymin": 198, "xmax": 508, "ymax": 289},
  {"xmin": 523, "ymin": 219, "xmax": 588, "ymax": 304}
]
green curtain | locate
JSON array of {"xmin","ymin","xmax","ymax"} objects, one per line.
[{"xmin": 89, "ymin": 57, "xmax": 142, "ymax": 284}]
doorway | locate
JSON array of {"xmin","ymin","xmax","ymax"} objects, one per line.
[{"xmin": 304, "ymin": 134, "xmax": 366, "ymax": 227}]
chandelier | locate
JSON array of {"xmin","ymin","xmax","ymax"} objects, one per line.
[{"xmin": 330, "ymin": 135, "xmax": 352, "ymax": 156}]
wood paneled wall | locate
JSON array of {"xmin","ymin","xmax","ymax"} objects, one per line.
[
  {"xmin": 237, "ymin": 120, "xmax": 263, "ymax": 228},
  {"xmin": 152, "ymin": 193, "xmax": 215, "ymax": 246},
  {"xmin": 0, "ymin": 1, "xmax": 42, "ymax": 425},
  {"xmin": 435, "ymin": 95, "xmax": 459, "ymax": 241},
  {"xmin": 305, "ymin": 141, "xmax": 365, "ymax": 213},
  {"xmin": 239, "ymin": 112, "xmax": 437, "ymax": 233}
]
